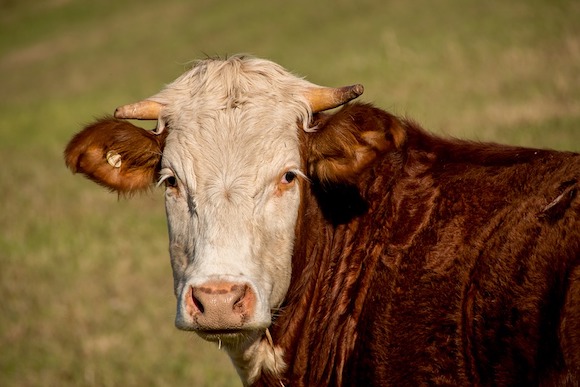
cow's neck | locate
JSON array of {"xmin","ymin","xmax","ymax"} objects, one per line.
[
  {"xmin": 256, "ymin": 178, "xmax": 394, "ymax": 386},
  {"xmin": 227, "ymin": 330, "xmax": 286, "ymax": 386}
]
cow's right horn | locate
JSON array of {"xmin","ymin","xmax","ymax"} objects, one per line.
[
  {"xmin": 114, "ymin": 100, "xmax": 163, "ymax": 120},
  {"xmin": 305, "ymin": 84, "xmax": 364, "ymax": 113}
]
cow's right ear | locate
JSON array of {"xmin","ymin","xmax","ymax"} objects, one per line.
[{"xmin": 64, "ymin": 117, "xmax": 167, "ymax": 194}]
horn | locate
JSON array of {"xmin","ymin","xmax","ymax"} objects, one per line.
[
  {"xmin": 305, "ymin": 84, "xmax": 364, "ymax": 113},
  {"xmin": 114, "ymin": 100, "xmax": 163, "ymax": 120}
]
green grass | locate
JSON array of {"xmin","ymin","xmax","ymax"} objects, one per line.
[{"xmin": 1, "ymin": 0, "xmax": 579, "ymax": 386}]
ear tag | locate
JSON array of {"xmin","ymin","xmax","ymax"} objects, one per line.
[{"xmin": 106, "ymin": 151, "xmax": 122, "ymax": 168}]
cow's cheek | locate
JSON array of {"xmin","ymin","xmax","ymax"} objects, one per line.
[
  {"xmin": 165, "ymin": 192, "xmax": 196, "ymax": 297},
  {"xmin": 261, "ymin": 187, "xmax": 300, "ymax": 307}
]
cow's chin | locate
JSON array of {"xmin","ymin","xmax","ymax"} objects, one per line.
[
  {"xmin": 195, "ymin": 328, "xmax": 266, "ymax": 349},
  {"xmin": 175, "ymin": 315, "xmax": 272, "ymax": 348}
]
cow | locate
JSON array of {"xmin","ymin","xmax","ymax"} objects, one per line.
[{"xmin": 64, "ymin": 55, "xmax": 580, "ymax": 386}]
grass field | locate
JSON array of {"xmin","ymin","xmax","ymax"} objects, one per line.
[{"xmin": 1, "ymin": 0, "xmax": 579, "ymax": 386}]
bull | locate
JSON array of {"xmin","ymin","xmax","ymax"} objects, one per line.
[{"xmin": 65, "ymin": 55, "xmax": 580, "ymax": 386}]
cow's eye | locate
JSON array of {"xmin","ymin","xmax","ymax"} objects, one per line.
[
  {"xmin": 165, "ymin": 175, "xmax": 178, "ymax": 188},
  {"xmin": 281, "ymin": 171, "xmax": 297, "ymax": 184},
  {"xmin": 159, "ymin": 170, "xmax": 178, "ymax": 189}
]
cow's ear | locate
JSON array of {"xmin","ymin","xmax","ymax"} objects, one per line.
[
  {"xmin": 306, "ymin": 103, "xmax": 406, "ymax": 185},
  {"xmin": 64, "ymin": 117, "xmax": 167, "ymax": 194}
]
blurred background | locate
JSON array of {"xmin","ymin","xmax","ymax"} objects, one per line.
[{"xmin": 1, "ymin": 0, "xmax": 579, "ymax": 385}]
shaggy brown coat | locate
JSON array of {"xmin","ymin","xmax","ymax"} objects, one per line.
[{"xmin": 257, "ymin": 103, "xmax": 580, "ymax": 386}]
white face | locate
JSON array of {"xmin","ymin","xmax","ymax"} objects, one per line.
[{"xmin": 154, "ymin": 58, "xmax": 312, "ymax": 347}]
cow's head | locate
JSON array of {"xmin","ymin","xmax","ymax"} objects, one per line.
[{"xmin": 65, "ymin": 56, "xmax": 395, "ymax": 359}]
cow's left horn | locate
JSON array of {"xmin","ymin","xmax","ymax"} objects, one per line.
[
  {"xmin": 114, "ymin": 100, "xmax": 163, "ymax": 120},
  {"xmin": 305, "ymin": 84, "xmax": 364, "ymax": 113}
]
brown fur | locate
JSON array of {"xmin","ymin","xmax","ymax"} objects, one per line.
[
  {"xmin": 64, "ymin": 118, "xmax": 166, "ymax": 193},
  {"xmin": 256, "ymin": 103, "xmax": 580, "ymax": 386}
]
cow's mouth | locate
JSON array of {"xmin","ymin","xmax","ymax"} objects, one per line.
[{"xmin": 195, "ymin": 329, "xmax": 260, "ymax": 347}]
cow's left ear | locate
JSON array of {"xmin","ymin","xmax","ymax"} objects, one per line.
[
  {"xmin": 306, "ymin": 103, "xmax": 406, "ymax": 185},
  {"xmin": 64, "ymin": 117, "xmax": 167, "ymax": 194}
]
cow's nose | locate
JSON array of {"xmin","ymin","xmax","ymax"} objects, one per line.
[{"xmin": 185, "ymin": 281, "xmax": 256, "ymax": 330}]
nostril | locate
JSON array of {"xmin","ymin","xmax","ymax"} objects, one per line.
[
  {"xmin": 186, "ymin": 286, "xmax": 205, "ymax": 315},
  {"xmin": 232, "ymin": 284, "xmax": 249, "ymax": 311},
  {"xmin": 192, "ymin": 293, "xmax": 205, "ymax": 313}
]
